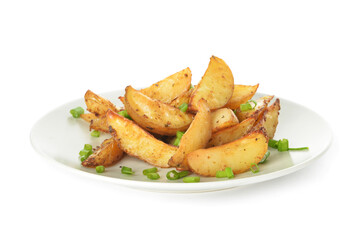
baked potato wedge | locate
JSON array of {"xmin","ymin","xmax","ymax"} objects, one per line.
[
  {"xmin": 170, "ymin": 88, "xmax": 194, "ymax": 108},
  {"xmin": 187, "ymin": 129, "xmax": 268, "ymax": 177},
  {"xmin": 207, "ymin": 117, "xmax": 256, "ymax": 147},
  {"xmin": 235, "ymin": 95, "xmax": 274, "ymax": 122},
  {"xmin": 211, "ymin": 108, "xmax": 239, "ymax": 133},
  {"xmin": 189, "ymin": 56, "xmax": 234, "ymax": 111},
  {"xmin": 80, "ymin": 113, "xmax": 97, "ymax": 123},
  {"xmin": 82, "ymin": 138, "xmax": 124, "ymax": 168},
  {"xmin": 124, "ymin": 86, "xmax": 194, "ymax": 136},
  {"xmin": 252, "ymin": 98, "xmax": 280, "ymax": 139},
  {"xmin": 224, "ymin": 84, "xmax": 259, "ymax": 109},
  {"xmin": 107, "ymin": 110, "xmax": 177, "ymax": 167},
  {"xmin": 168, "ymin": 99, "xmax": 212, "ymax": 169},
  {"xmin": 85, "ymin": 90, "xmax": 120, "ymax": 116},
  {"xmin": 140, "ymin": 68, "xmax": 192, "ymax": 103},
  {"xmin": 89, "ymin": 114, "xmax": 109, "ymax": 133}
]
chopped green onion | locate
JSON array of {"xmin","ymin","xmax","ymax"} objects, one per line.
[
  {"xmin": 233, "ymin": 109, "xmax": 237, "ymax": 114},
  {"xmin": 240, "ymin": 102, "xmax": 252, "ymax": 112},
  {"xmin": 179, "ymin": 103, "xmax": 188, "ymax": 112},
  {"xmin": 147, "ymin": 172, "xmax": 160, "ymax": 180},
  {"xmin": 216, "ymin": 170, "xmax": 227, "ymax": 178},
  {"xmin": 79, "ymin": 149, "xmax": 92, "ymax": 156},
  {"xmin": 176, "ymin": 131, "xmax": 184, "ymax": 139},
  {"xmin": 121, "ymin": 166, "xmax": 134, "ymax": 175},
  {"xmin": 70, "ymin": 106, "xmax": 84, "ymax": 118},
  {"xmin": 225, "ymin": 167, "xmax": 234, "ymax": 178},
  {"xmin": 268, "ymin": 139, "xmax": 279, "ymax": 149},
  {"xmin": 173, "ymin": 138, "xmax": 180, "ymax": 147},
  {"xmin": 278, "ymin": 139, "xmax": 289, "ymax": 152},
  {"xmin": 143, "ymin": 167, "xmax": 158, "ymax": 175},
  {"xmin": 166, "ymin": 170, "xmax": 179, "ymax": 180},
  {"xmin": 190, "ymin": 84, "xmax": 194, "ymax": 89},
  {"xmin": 250, "ymin": 163, "xmax": 259, "ymax": 173},
  {"xmin": 288, "ymin": 147, "xmax": 309, "ymax": 151},
  {"xmin": 96, "ymin": 165, "xmax": 105, "ymax": 173},
  {"xmin": 183, "ymin": 176, "xmax": 200, "ymax": 183},
  {"xmin": 259, "ymin": 151, "xmax": 270, "ymax": 164},
  {"xmin": 79, "ymin": 155, "xmax": 87, "ymax": 162},
  {"xmin": 178, "ymin": 170, "xmax": 190, "ymax": 178},
  {"xmin": 91, "ymin": 130, "xmax": 100, "ymax": 137},
  {"xmin": 118, "ymin": 110, "xmax": 132, "ymax": 120},
  {"xmin": 249, "ymin": 100, "xmax": 257, "ymax": 108},
  {"xmin": 84, "ymin": 144, "xmax": 93, "ymax": 151}
]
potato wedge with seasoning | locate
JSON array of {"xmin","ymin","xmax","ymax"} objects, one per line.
[
  {"xmin": 140, "ymin": 68, "xmax": 192, "ymax": 103},
  {"xmin": 80, "ymin": 113, "xmax": 110, "ymax": 133},
  {"xmin": 188, "ymin": 56, "xmax": 234, "ymax": 111},
  {"xmin": 187, "ymin": 129, "xmax": 268, "ymax": 177},
  {"xmin": 124, "ymin": 86, "xmax": 194, "ymax": 136},
  {"xmin": 85, "ymin": 90, "xmax": 120, "ymax": 116},
  {"xmin": 235, "ymin": 95, "xmax": 274, "ymax": 122},
  {"xmin": 252, "ymin": 98, "xmax": 280, "ymax": 139},
  {"xmin": 170, "ymin": 88, "xmax": 194, "ymax": 108},
  {"xmin": 207, "ymin": 117, "xmax": 256, "ymax": 147},
  {"xmin": 106, "ymin": 110, "xmax": 177, "ymax": 167},
  {"xmin": 211, "ymin": 108, "xmax": 239, "ymax": 133},
  {"xmin": 168, "ymin": 99, "xmax": 212, "ymax": 169},
  {"xmin": 224, "ymin": 84, "xmax": 259, "ymax": 109},
  {"xmin": 82, "ymin": 138, "xmax": 124, "ymax": 168}
]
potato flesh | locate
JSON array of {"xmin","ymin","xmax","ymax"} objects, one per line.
[
  {"xmin": 211, "ymin": 108, "xmax": 239, "ymax": 133},
  {"xmin": 235, "ymin": 95, "xmax": 274, "ymax": 122},
  {"xmin": 187, "ymin": 130, "xmax": 268, "ymax": 176},
  {"xmin": 252, "ymin": 98, "xmax": 280, "ymax": 139},
  {"xmin": 82, "ymin": 138, "xmax": 124, "ymax": 168},
  {"xmin": 107, "ymin": 110, "xmax": 177, "ymax": 167},
  {"xmin": 168, "ymin": 99, "xmax": 212, "ymax": 169},
  {"xmin": 85, "ymin": 90, "xmax": 120, "ymax": 116},
  {"xmin": 170, "ymin": 88, "xmax": 193, "ymax": 108},
  {"xmin": 189, "ymin": 56, "xmax": 234, "ymax": 111},
  {"xmin": 124, "ymin": 86, "xmax": 193, "ymax": 136},
  {"xmin": 140, "ymin": 68, "xmax": 191, "ymax": 103},
  {"xmin": 224, "ymin": 84, "xmax": 259, "ymax": 109},
  {"xmin": 207, "ymin": 117, "xmax": 256, "ymax": 147}
]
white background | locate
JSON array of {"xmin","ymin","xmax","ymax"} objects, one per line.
[{"xmin": 1, "ymin": 0, "xmax": 359, "ymax": 239}]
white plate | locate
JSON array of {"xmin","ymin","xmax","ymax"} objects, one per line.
[{"xmin": 30, "ymin": 91, "xmax": 332, "ymax": 193}]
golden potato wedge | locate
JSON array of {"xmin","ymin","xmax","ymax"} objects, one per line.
[
  {"xmin": 82, "ymin": 138, "xmax": 124, "ymax": 168},
  {"xmin": 211, "ymin": 108, "xmax": 239, "ymax": 133},
  {"xmin": 207, "ymin": 117, "xmax": 256, "ymax": 147},
  {"xmin": 189, "ymin": 56, "xmax": 234, "ymax": 111},
  {"xmin": 80, "ymin": 113, "xmax": 97, "ymax": 123},
  {"xmin": 252, "ymin": 98, "xmax": 280, "ymax": 139},
  {"xmin": 187, "ymin": 129, "xmax": 268, "ymax": 177},
  {"xmin": 89, "ymin": 114, "xmax": 109, "ymax": 133},
  {"xmin": 235, "ymin": 95, "xmax": 274, "ymax": 122},
  {"xmin": 124, "ymin": 86, "xmax": 194, "ymax": 136},
  {"xmin": 140, "ymin": 68, "xmax": 192, "ymax": 103},
  {"xmin": 168, "ymin": 99, "xmax": 212, "ymax": 169},
  {"xmin": 107, "ymin": 110, "xmax": 177, "ymax": 167},
  {"xmin": 85, "ymin": 90, "xmax": 120, "ymax": 116},
  {"xmin": 224, "ymin": 84, "xmax": 259, "ymax": 109},
  {"xmin": 170, "ymin": 88, "xmax": 194, "ymax": 108}
]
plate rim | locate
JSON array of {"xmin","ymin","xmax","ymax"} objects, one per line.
[{"xmin": 30, "ymin": 90, "xmax": 333, "ymax": 192}]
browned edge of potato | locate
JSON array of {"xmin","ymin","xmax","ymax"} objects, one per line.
[
  {"xmin": 252, "ymin": 98, "xmax": 280, "ymax": 139},
  {"xmin": 224, "ymin": 84, "xmax": 259, "ymax": 109},
  {"xmin": 188, "ymin": 56, "xmax": 234, "ymax": 112},
  {"xmin": 207, "ymin": 117, "xmax": 256, "ymax": 147},
  {"xmin": 124, "ymin": 86, "xmax": 194, "ymax": 136},
  {"xmin": 170, "ymin": 88, "xmax": 194, "ymax": 108},
  {"xmin": 187, "ymin": 129, "xmax": 268, "ymax": 177},
  {"xmin": 211, "ymin": 108, "xmax": 239, "ymax": 133},
  {"xmin": 82, "ymin": 138, "xmax": 124, "ymax": 168},
  {"xmin": 140, "ymin": 68, "xmax": 192, "ymax": 103},
  {"xmin": 235, "ymin": 95, "xmax": 274, "ymax": 122},
  {"xmin": 168, "ymin": 99, "xmax": 212, "ymax": 170},
  {"xmin": 85, "ymin": 90, "xmax": 120, "ymax": 116},
  {"xmin": 106, "ymin": 110, "xmax": 177, "ymax": 168}
]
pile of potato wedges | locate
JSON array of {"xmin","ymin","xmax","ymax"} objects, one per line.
[{"xmin": 79, "ymin": 56, "xmax": 281, "ymax": 177}]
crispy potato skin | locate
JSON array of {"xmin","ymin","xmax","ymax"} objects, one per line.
[
  {"xmin": 189, "ymin": 56, "xmax": 234, "ymax": 111},
  {"xmin": 207, "ymin": 117, "xmax": 256, "ymax": 147},
  {"xmin": 82, "ymin": 138, "xmax": 124, "ymax": 168},
  {"xmin": 168, "ymin": 99, "xmax": 212, "ymax": 169},
  {"xmin": 187, "ymin": 130, "xmax": 268, "ymax": 177},
  {"xmin": 85, "ymin": 90, "xmax": 120, "ymax": 116},
  {"xmin": 80, "ymin": 113, "xmax": 97, "ymax": 123},
  {"xmin": 89, "ymin": 114, "xmax": 109, "ymax": 133},
  {"xmin": 252, "ymin": 98, "xmax": 280, "ymax": 139},
  {"xmin": 124, "ymin": 86, "xmax": 193, "ymax": 136},
  {"xmin": 211, "ymin": 108, "xmax": 239, "ymax": 133},
  {"xmin": 140, "ymin": 68, "xmax": 192, "ymax": 103},
  {"xmin": 106, "ymin": 110, "xmax": 177, "ymax": 168},
  {"xmin": 235, "ymin": 95, "xmax": 274, "ymax": 122},
  {"xmin": 224, "ymin": 84, "xmax": 259, "ymax": 109}
]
